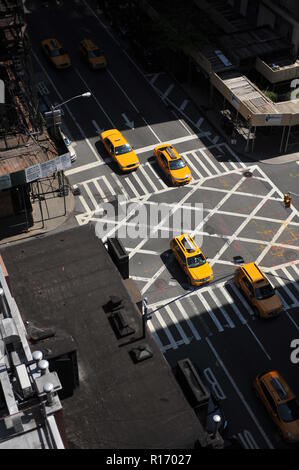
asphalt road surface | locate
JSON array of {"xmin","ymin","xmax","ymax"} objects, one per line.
[{"xmin": 25, "ymin": 0, "xmax": 299, "ymax": 449}]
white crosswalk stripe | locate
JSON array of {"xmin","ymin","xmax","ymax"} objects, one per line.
[
  {"xmin": 183, "ymin": 154, "xmax": 203, "ymax": 179},
  {"xmin": 176, "ymin": 300, "xmax": 201, "ymax": 341},
  {"xmin": 198, "ymin": 149, "xmax": 222, "ymax": 175}
]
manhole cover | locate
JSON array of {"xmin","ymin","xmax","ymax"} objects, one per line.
[{"xmin": 243, "ymin": 171, "xmax": 253, "ymax": 178}]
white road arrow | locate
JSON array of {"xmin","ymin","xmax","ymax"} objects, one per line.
[{"xmin": 122, "ymin": 113, "xmax": 134, "ymax": 129}]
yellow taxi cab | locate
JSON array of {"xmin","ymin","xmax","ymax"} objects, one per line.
[
  {"xmin": 253, "ymin": 370, "xmax": 299, "ymax": 443},
  {"xmin": 80, "ymin": 38, "xmax": 107, "ymax": 69},
  {"xmin": 234, "ymin": 262, "xmax": 282, "ymax": 318},
  {"xmin": 170, "ymin": 233, "xmax": 213, "ymax": 286},
  {"xmin": 100, "ymin": 129, "xmax": 139, "ymax": 172},
  {"xmin": 154, "ymin": 144, "xmax": 192, "ymax": 185},
  {"xmin": 41, "ymin": 38, "xmax": 71, "ymax": 69}
]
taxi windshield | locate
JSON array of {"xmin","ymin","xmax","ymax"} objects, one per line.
[
  {"xmin": 88, "ymin": 49, "xmax": 103, "ymax": 58},
  {"xmin": 278, "ymin": 399, "xmax": 299, "ymax": 423},
  {"xmin": 187, "ymin": 254, "xmax": 206, "ymax": 268},
  {"xmin": 255, "ymin": 283, "xmax": 275, "ymax": 300},
  {"xmin": 51, "ymin": 48, "xmax": 65, "ymax": 57},
  {"xmin": 115, "ymin": 144, "xmax": 132, "ymax": 155},
  {"xmin": 169, "ymin": 159, "xmax": 186, "ymax": 170}
]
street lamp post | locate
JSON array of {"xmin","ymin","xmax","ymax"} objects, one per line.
[{"xmin": 52, "ymin": 91, "xmax": 91, "ymax": 110}]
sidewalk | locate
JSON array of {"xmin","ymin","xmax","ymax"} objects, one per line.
[
  {"xmin": 181, "ymin": 83, "xmax": 299, "ymax": 166},
  {"xmin": 0, "ymin": 176, "xmax": 75, "ymax": 245}
]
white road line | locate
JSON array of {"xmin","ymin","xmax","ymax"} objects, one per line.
[
  {"xmin": 190, "ymin": 151, "xmax": 213, "ymax": 176},
  {"xmin": 206, "ymin": 337, "xmax": 274, "ymax": 450},
  {"xmin": 135, "ymin": 134, "xmax": 202, "ymax": 155},
  {"xmin": 197, "ymin": 292, "xmax": 224, "ymax": 333},
  {"xmin": 218, "ymin": 160, "xmax": 231, "ymax": 172},
  {"xmin": 293, "ymin": 264, "xmax": 299, "ymax": 276},
  {"xmin": 211, "ymin": 188, "xmax": 276, "ymax": 267},
  {"xmin": 219, "ymin": 286, "xmax": 247, "ymax": 325},
  {"xmin": 163, "ymin": 83, "xmax": 175, "ymax": 99},
  {"xmin": 229, "ymin": 283, "xmax": 254, "ymax": 316},
  {"xmin": 65, "ymin": 160, "xmax": 105, "ymax": 176},
  {"xmin": 196, "ymin": 117, "xmax": 204, "ymax": 128},
  {"xmin": 102, "ymin": 176, "xmax": 116, "ymax": 196},
  {"xmin": 285, "ymin": 310, "xmax": 299, "ymax": 330},
  {"xmin": 126, "ymin": 248, "xmax": 160, "ymax": 256},
  {"xmin": 183, "ymin": 154, "xmax": 203, "ymax": 179},
  {"xmin": 125, "ymin": 177, "xmax": 140, "ymax": 198},
  {"xmin": 206, "ymin": 291, "xmax": 235, "ymax": 328},
  {"xmin": 176, "ymin": 300, "xmax": 201, "ymax": 341},
  {"xmin": 165, "ymin": 306, "xmax": 190, "ymax": 345},
  {"xmin": 280, "ymin": 267, "xmax": 299, "ymax": 293},
  {"xmin": 246, "ymin": 324, "xmax": 271, "ymax": 360},
  {"xmin": 145, "ymin": 162, "xmax": 167, "ymax": 189},
  {"xmin": 73, "ymin": 184, "xmax": 92, "ymax": 214},
  {"xmin": 199, "ymin": 148, "xmax": 222, "ymax": 174},
  {"xmin": 33, "ymin": 53, "xmax": 102, "ymax": 163},
  {"xmin": 140, "ymin": 264, "xmax": 166, "ymax": 293},
  {"xmin": 227, "ymin": 160, "xmax": 239, "ymax": 170},
  {"xmin": 180, "ymin": 99, "xmax": 189, "ymax": 111},
  {"xmin": 222, "ymin": 143, "xmax": 247, "ymax": 168},
  {"xmin": 255, "ymin": 211, "xmax": 296, "ymax": 265},
  {"xmin": 91, "ymin": 120, "xmax": 103, "ymax": 135},
  {"xmin": 273, "ymin": 270, "xmax": 298, "ymax": 305},
  {"xmin": 139, "ymin": 165, "xmax": 159, "ymax": 192},
  {"xmin": 82, "ymin": 182, "xmax": 99, "ymax": 210},
  {"xmin": 150, "ymin": 73, "xmax": 160, "ymax": 85},
  {"xmin": 147, "ymin": 320, "xmax": 165, "ymax": 350},
  {"xmin": 93, "ymin": 178, "xmax": 106, "ymax": 200},
  {"xmin": 111, "ymin": 173, "xmax": 129, "ymax": 200},
  {"xmin": 154, "ymin": 310, "xmax": 178, "ymax": 350},
  {"xmin": 131, "ymin": 172, "xmax": 149, "ymax": 195},
  {"xmin": 74, "ymin": 67, "xmax": 115, "ymax": 127}
]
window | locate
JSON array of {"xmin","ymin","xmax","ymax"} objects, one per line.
[
  {"xmin": 261, "ymin": 383, "xmax": 277, "ymax": 414},
  {"xmin": 169, "ymin": 159, "xmax": 186, "ymax": 170},
  {"xmin": 187, "ymin": 254, "xmax": 206, "ymax": 268},
  {"xmin": 278, "ymin": 399, "xmax": 299, "ymax": 423}
]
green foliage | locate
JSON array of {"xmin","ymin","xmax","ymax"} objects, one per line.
[{"xmin": 263, "ymin": 90, "xmax": 278, "ymax": 102}]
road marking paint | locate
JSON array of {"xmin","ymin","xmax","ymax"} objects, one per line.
[
  {"xmin": 102, "ymin": 176, "xmax": 116, "ymax": 196},
  {"xmin": 222, "ymin": 143, "xmax": 247, "ymax": 168},
  {"xmin": 197, "ymin": 292, "xmax": 224, "ymax": 332},
  {"xmin": 211, "ymin": 188, "xmax": 276, "ymax": 267},
  {"xmin": 199, "ymin": 148, "xmax": 222, "ymax": 174},
  {"xmin": 150, "ymin": 73, "xmax": 160, "ymax": 85},
  {"xmin": 176, "ymin": 300, "xmax": 201, "ymax": 341},
  {"xmin": 285, "ymin": 310, "xmax": 299, "ymax": 330},
  {"xmin": 154, "ymin": 310, "xmax": 178, "ymax": 349},
  {"xmin": 140, "ymin": 264, "xmax": 166, "ymax": 293},
  {"xmin": 273, "ymin": 269, "xmax": 298, "ymax": 305},
  {"xmin": 206, "ymin": 337, "xmax": 274, "ymax": 449},
  {"xmin": 165, "ymin": 306, "xmax": 190, "ymax": 345},
  {"xmin": 255, "ymin": 211, "xmax": 296, "ymax": 265},
  {"xmin": 246, "ymin": 324, "xmax": 271, "ymax": 360},
  {"xmin": 206, "ymin": 290, "xmax": 235, "ymax": 328},
  {"xmin": 229, "ymin": 283, "xmax": 254, "ymax": 316},
  {"xmin": 162, "ymin": 83, "xmax": 175, "ymax": 99},
  {"xmin": 65, "ymin": 160, "xmax": 106, "ymax": 176},
  {"xmin": 82, "ymin": 182, "xmax": 99, "ymax": 210},
  {"xmin": 227, "ymin": 159, "xmax": 239, "ymax": 170},
  {"xmin": 92, "ymin": 119, "xmax": 104, "ymax": 135},
  {"xmin": 183, "ymin": 154, "xmax": 203, "ymax": 179},
  {"xmin": 125, "ymin": 177, "xmax": 141, "ymax": 198},
  {"xmin": 74, "ymin": 67, "xmax": 115, "ymax": 127},
  {"xmin": 33, "ymin": 53, "xmax": 102, "ymax": 163},
  {"xmin": 190, "ymin": 151, "xmax": 213, "ymax": 176},
  {"xmin": 145, "ymin": 162, "xmax": 167, "ymax": 189},
  {"xmin": 139, "ymin": 164, "xmax": 159, "ymax": 192},
  {"xmin": 196, "ymin": 117, "xmax": 204, "ymax": 128},
  {"xmin": 93, "ymin": 178, "xmax": 106, "ymax": 200},
  {"xmin": 179, "ymin": 99, "xmax": 189, "ymax": 111},
  {"xmin": 111, "ymin": 173, "xmax": 129, "ymax": 200},
  {"xmin": 147, "ymin": 320, "xmax": 166, "ymax": 351},
  {"xmin": 73, "ymin": 184, "xmax": 92, "ymax": 213},
  {"xmin": 135, "ymin": 133, "xmax": 203, "ymax": 155},
  {"xmin": 131, "ymin": 171, "xmax": 150, "ymax": 195},
  {"xmin": 219, "ymin": 286, "xmax": 247, "ymax": 325}
]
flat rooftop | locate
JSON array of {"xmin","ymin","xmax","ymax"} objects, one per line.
[{"xmin": 0, "ymin": 226, "xmax": 205, "ymax": 449}]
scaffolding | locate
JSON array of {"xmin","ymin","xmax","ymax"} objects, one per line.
[{"xmin": 0, "ymin": 0, "xmax": 42, "ymax": 139}]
